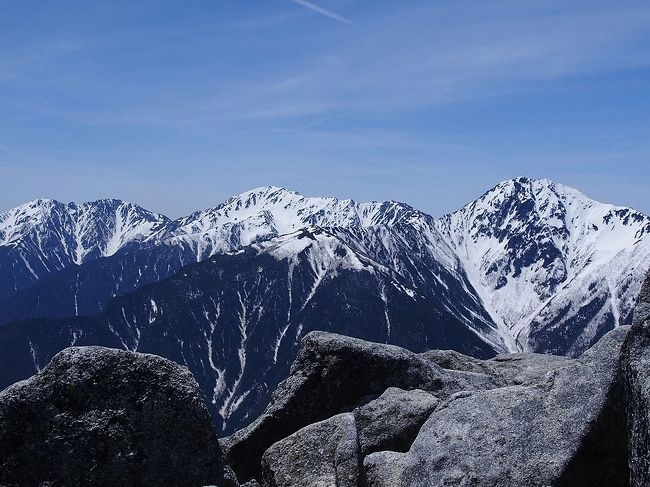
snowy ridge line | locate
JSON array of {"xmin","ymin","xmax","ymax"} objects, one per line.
[{"xmin": 2, "ymin": 178, "xmax": 650, "ymax": 357}]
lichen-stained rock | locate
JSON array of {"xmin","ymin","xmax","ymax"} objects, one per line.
[
  {"xmin": 223, "ymin": 331, "xmax": 500, "ymax": 483},
  {"xmin": 261, "ymin": 412, "xmax": 359, "ymax": 487},
  {"xmin": 624, "ymin": 271, "xmax": 650, "ymax": 487},
  {"xmin": 354, "ymin": 387, "xmax": 438, "ymax": 456},
  {"xmin": 0, "ymin": 346, "xmax": 224, "ymax": 487},
  {"xmin": 365, "ymin": 326, "xmax": 630, "ymax": 487}
]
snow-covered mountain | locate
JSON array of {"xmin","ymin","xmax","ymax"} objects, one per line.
[
  {"xmin": 1, "ymin": 178, "xmax": 649, "ymax": 358},
  {"xmin": 161, "ymin": 186, "xmax": 420, "ymax": 259},
  {"xmin": 0, "ymin": 187, "xmax": 431, "ymax": 302},
  {"xmin": 0, "ymin": 187, "xmax": 503, "ymax": 352},
  {"xmin": 436, "ymin": 177, "xmax": 650, "ymax": 355},
  {"xmin": 0, "ymin": 198, "xmax": 169, "ymax": 299},
  {"xmin": 1, "ymin": 177, "xmax": 649, "ymax": 434}
]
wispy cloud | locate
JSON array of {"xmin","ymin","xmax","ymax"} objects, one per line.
[
  {"xmin": 291, "ymin": 0, "xmax": 353, "ymax": 25},
  {"xmin": 2, "ymin": 0, "xmax": 649, "ymax": 217}
]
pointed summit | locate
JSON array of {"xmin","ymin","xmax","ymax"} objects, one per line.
[{"xmin": 437, "ymin": 176, "xmax": 650, "ymax": 356}]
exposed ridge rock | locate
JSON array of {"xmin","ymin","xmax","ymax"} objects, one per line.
[
  {"xmin": 420, "ymin": 349, "xmax": 496, "ymax": 374},
  {"xmin": 0, "ymin": 346, "xmax": 226, "ymax": 487},
  {"xmin": 365, "ymin": 326, "xmax": 629, "ymax": 486},
  {"xmin": 225, "ymin": 321, "xmax": 634, "ymax": 486},
  {"xmin": 353, "ymin": 387, "xmax": 438, "ymax": 456},
  {"xmin": 624, "ymin": 270, "xmax": 650, "ymax": 486},
  {"xmin": 222, "ymin": 331, "xmax": 501, "ymax": 483},
  {"xmin": 261, "ymin": 413, "xmax": 359, "ymax": 487}
]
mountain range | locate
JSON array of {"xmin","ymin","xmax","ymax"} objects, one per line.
[{"xmin": 1, "ymin": 177, "xmax": 648, "ymax": 434}]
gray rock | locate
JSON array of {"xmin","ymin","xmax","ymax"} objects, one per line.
[
  {"xmin": 223, "ymin": 331, "xmax": 500, "ymax": 483},
  {"xmin": 261, "ymin": 413, "xmax": 359, "ymax": 487},
  {"xmin": 222, "ymin": 465, "xmax": 241, "ymax": 487},
  {"xmin": 636, "ymin": 272, "xmax": 650, "ymax": 322},
  {"xmin": 624, "ymin": 271, "xmax": 650, "ymax": 487},
  {"xmin": 488, "ymin": 351, "xmax": 572, "ymax": 386},
  {"xmin": 421, "ymin": 348, "xmax": 497, "ymax": 375},
  {"xmin": 365, "ymin": 326, "xmax": 630, "ymax": 487},
  {"xmin": 424, "ymin": 347, "xmax": 574, "ymax": 387},
  {"xmin": 354, "ymin": 387, "xmax": 438, "ymax": 456},
  {"xmin": 0, "ymin": 346, "xmax": 225, "ymax": 487}
]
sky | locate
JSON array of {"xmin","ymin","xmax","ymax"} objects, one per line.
[{"xmin": 1, "ymin": 0, "xmax": 649, "ymax": 218}]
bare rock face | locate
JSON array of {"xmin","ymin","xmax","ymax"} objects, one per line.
[
  {"xmin": 226, "ymin": 323, "xmax": 633, "ymax": 487},
  {"xmin": 222, "ymin": 331, "xmax": 501, "ymax": 483},
  {"xmin": 624, "ymin": 271, "xmax": 650, "ymax": 487},
  {"xmin": 364, "ymin": 327, "xmax": 630, "ymax": 487},
  {"xmin": 261, "ymin": 413, "xmax": 359, "ymax": 487},
  {"xmin": 419, "ymin": 348, "xmax": 497, "ymax": 375},
  {"xmin": 354, "ymin": 387, "xmax": 438, "ymax": 456},
  {"xmin": 0, "ymin": 346, "xmax": 225, "ymax": 487}
]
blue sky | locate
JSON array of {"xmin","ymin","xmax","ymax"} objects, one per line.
[{"xmin": 1, "ymin": 0, "xmax": 649, "ymax": 217}]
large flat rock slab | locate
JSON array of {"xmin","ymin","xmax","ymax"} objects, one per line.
[{"xmin": 364, "ymin": 327, "xmax": 630, "ymax": 487}]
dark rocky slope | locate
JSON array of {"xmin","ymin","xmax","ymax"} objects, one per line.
[
  {"xmin": 623, "ymin": 270, "xmax": 650, "ymax": 487},
  {"xmin": 0, "ymin": 228, "xmax": 497, "ymax": 436}
]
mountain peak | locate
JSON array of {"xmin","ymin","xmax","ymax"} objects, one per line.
[
  {"xmin": 230, "ymin": 186, "xmax": 302, "ymax": 203},
  {"xmin": 245, "ymin": 185, "xmax": 295, "ymax": 194},
  {"xmin": 488, "ymin": 177, "xmax": 586, "ymax": 201},
  {"xmin": 437, "ymin": 176, "xmax": 650, "ymax": 355},
  {"xmin": 0, "ymin": 197, "xmax": 169, "ymax": 264},
  {"xmin": 2, "ymin": 179, "xmax": 650, "ymax": 364}
]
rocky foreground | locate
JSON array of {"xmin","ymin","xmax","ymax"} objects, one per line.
[{"xmin": 2, "ymin": 272, "xmax": 650, "ymax": 486}]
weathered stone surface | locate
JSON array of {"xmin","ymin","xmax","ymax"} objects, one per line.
[
  {"xmin": 261, "ymin": 412, "xmax": 359, "ymax": 487},
  {"xmin": 364, "ymin": 326, "xmax": 630, "ymax": 487},
  {"xmin": 488, "ymin": 351, "xmax": 572, "ymax": 386},
  {"xmin": 222, "ymin": 465, "xmax": 241, "ymax": 487},
  {"xmin": 223, "ymin": 331, "xmax": 500, "ymax": 483},
  {"xmin": 420, "ymin": 348, "xmax": 497, "ymax": 375},
  {"xmin": 624, "ymin": 271, "xmax": 650, "ymax": 487},
  {"xmin": 354, "ymin": 387, "xmax": 438, "ymax": 456},
  {"xmin": 0, "ymin": 346, "xmax": 224, "ymax": 487},
  {"xmin": 423, "ymin": 346, "xmax": 578, "ymax": 389}
]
